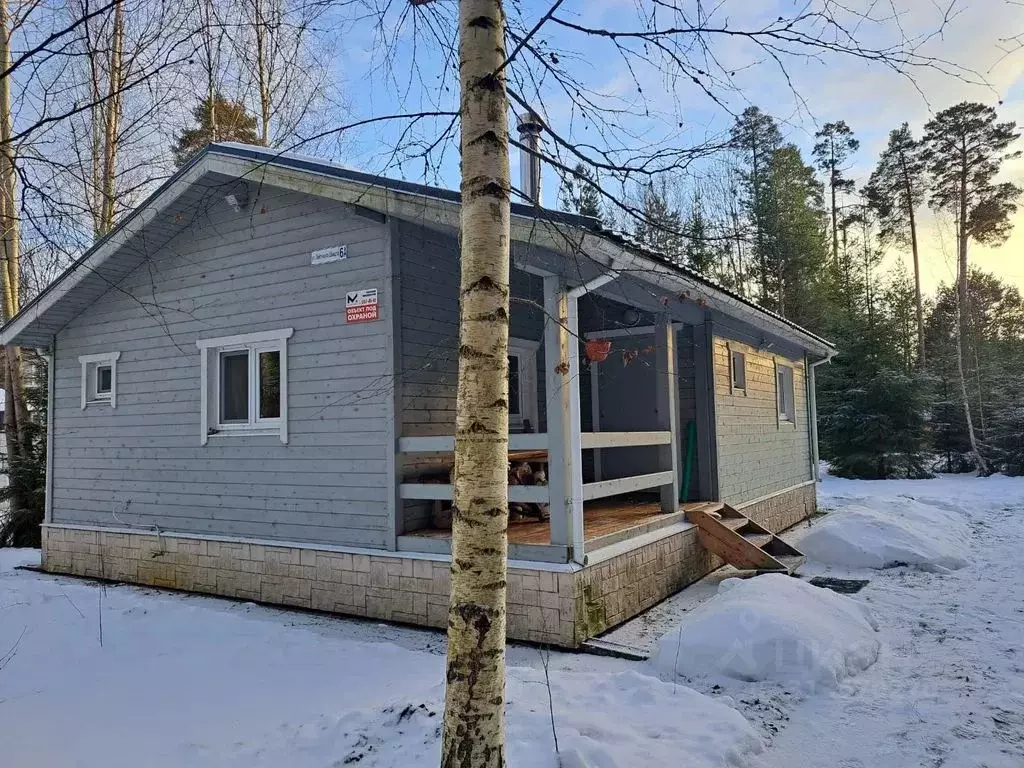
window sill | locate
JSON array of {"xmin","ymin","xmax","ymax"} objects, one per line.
[{"xmin": 206, "ymin": 428, "xmax": 281, "ymax": 439}]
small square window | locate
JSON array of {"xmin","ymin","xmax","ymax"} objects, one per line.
[
  {"xmin": 731, "ymin": 350, "xmax": 746, "ymax": 391},
  {"xmin": 79, "ymin": 352, "xmax": 120, "ymax": 409}
]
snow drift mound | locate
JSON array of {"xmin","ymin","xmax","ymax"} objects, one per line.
[
  {"xmin": 228, "ymin": 668, "xmax": 764, "ymax": 768},
  {"xmin": 800, "ymin": 497, "xmax": 970, "ymax": 571},
  {"xmin": 652, "ymin": 573, "xmax": 879, "ymax": 691}
]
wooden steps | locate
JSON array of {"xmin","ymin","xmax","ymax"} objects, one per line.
[
  {"xmin": 743, "ymin": 532, "xmax": 773, "ymax": 548},
  {"xmin": 683, "ymin": 502, "xmax": 806, "ymax": 574}
]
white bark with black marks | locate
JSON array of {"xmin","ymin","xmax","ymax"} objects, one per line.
[{"xmin": 441, "ymin": 0, "xmax": 511, "ymax": 766}]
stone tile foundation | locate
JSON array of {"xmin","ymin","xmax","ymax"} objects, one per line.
[
  {"xmin": 736, "ymin": 481, "xmax": 817, "ymax": 532},
  {"xmin": 40, "ymin": 526, "xmax": 579, "ymax": 646},
  {"xmin": 41, "ymin": 483, "xmax": 816, "ymax": 648}
]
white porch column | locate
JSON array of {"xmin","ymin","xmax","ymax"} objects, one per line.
[
  {"xmin": 543, "ymin": 275, "xmax": 584, "ymax": 558},
  {"xmin": 565, "ymin": 293, "xmax": 585, "ymax": 556},
  {"xmin": 655, "ymin": 316, "xmax": 681, "ymax": 511}
]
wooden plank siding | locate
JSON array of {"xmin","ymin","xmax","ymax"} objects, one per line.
[
  {"xmin": 396, "ymin": 220, "xmax": 548, "ymax": 436},
  {"xmin": 51, "ymin": 187, "xmax": 395, "ymax": 548},
  {"xmin": 712, "ymin": 336, "xmax": 813, "ymax": 505}
]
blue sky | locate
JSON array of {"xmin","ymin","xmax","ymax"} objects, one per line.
[{"xmin": 322, "ymin": 0, "xmax": 1024, "ymax": 294}]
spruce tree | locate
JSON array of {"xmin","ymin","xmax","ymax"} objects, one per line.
[
  {"xmin": 925, "ymin": 270, "xmax": 1024, "ymax": 474},
  {"xmin": 756, "ymin": 144, "xmax": 829, "ymax": 326},
  {"xmin": 558, "ymin": 162, "xmax": 603, "ymax": 222},
  {"xmin": 633, "ymin": 179, "xmax": 684, "ymax": 264},
  {"xmin": 683, "ymin": 191, "xmax": 718, "ymax": 275},
  {"xmin": 818, "ymin": 271, "xmax": 932, "ymax": 480}
]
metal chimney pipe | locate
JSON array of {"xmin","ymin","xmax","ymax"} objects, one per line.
[{"xmin": 517, "ymin": 110, "xmax": 544, "ymax": 205}]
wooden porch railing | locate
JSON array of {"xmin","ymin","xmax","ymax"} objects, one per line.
[
  {"xmin": 398, "ymin": 430, "xmax": 678, "ymax": 559},
  {"xmin": 398, "ymin": 276, "xmax": 682, "ymax": 564}
]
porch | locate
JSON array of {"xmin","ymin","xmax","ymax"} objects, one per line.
[{"xmin": 396, "ymin": 266, "xmax": 719, "ymax": 566}]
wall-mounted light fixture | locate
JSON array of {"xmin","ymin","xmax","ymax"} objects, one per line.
[{"xmin": 224, "ymin": 192, "xmax": 247, "ymax": 213}]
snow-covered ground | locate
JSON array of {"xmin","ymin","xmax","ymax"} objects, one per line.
[
  {"xmin": 0, "ymin": 545, "xmax": 757, "ymax": 767},
  {"xmin": 1, "ymin": 472, "xmax": 1022, "ymax": 767},
  {"xmin": 763, "ymin": 473, "xmax": 1024, "ymax": 768}
]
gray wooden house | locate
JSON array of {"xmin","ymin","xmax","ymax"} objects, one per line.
[{"xmin": 0, "ymin": 143, "xmax": 835, "ymax": 647}]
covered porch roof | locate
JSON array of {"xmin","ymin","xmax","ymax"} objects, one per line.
[{"xmin": 0, "ymin": 143, "xmax": 835, "ymax": 358}]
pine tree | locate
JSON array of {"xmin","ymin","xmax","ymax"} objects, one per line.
[
  {"xmin": 633, "ymin": 179, "xmax": 684, "ymax": 264},
  {"xmin": 173, "ymin": 94, "xmax": 262, "ymax": 166},
  {"xmin": 865, "ymin": 123, "xmax": 927, "ymax": 367},
  {"xmin": 730, "ymin": 107, "xmax": 782, "ymax": 301},
  {"xmin": 921, "ymin": 102, "xmax": 1022, "ymax": 473},
  {"xmin": 842, "ymin": 197, "xmax": 885, "ymax": 326},
  {"xmin": 558, "ymin": 162, "xmax": 603, "ymax": 222},
  {"xmin": 812, "ymin": 121, "xmax": 859, "ymax": 269}
]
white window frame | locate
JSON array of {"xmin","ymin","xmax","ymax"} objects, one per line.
[
  {"xmin": 776, "ymin": 361, "xmax": 795, "ymax": 424},
  {"xmin": 196, "ymin": 328, "xmax": 293, "ymax": 444},
  {"xmin": 79, "ymin": 351, "xmax": 121, "ymax": 409},
  {"xmin": 729, "ymin": 345, "xmax": 746, "ymax": 394},
  {"xmin": 508, "ymin": 337, "xmax": 540, "ymax": 432}
]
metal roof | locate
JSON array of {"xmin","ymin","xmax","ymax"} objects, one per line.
[{"xmin": 0, "ymin": 142, "xmax": 835, "ymax": 354}]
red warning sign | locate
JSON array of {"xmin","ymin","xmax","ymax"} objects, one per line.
[{"xmin": 345, "ymin": 288, "xmax": 379, "ymax": 323}]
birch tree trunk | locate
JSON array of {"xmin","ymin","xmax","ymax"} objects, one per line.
[
  {"xmin": 201, "ymin": 0, "xmax": 220, "ymax": 140},
  {"xmin": 0, "ymin": 0, "xmax": 30, "ymax": 505},
  {"xmin": 441, "ymin": 0, "xmax": 511, "ymax": 765},
  {"xmin": 97, "ymin": 0, "xmax": 124, "ymax": 238},
  {"xmin": 251, "ymin": 0, "xmax": 271, "ymax": 145}
]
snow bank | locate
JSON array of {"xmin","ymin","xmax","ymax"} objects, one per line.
[
  {"xmin": 801, "ymin": 497, "xmax": 970, "ymax": 571},
  {"xmin": 231, "ymin": 668, "xmax": 765, "ymax": 768},
  {"xmin": 651, "ymin": 574, "xmax": 879, "ymax": 691}
]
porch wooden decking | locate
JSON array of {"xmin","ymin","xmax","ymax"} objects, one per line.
[{"xmin": 407, "ymin": 495, "xmax": 686, "ymax": 549}]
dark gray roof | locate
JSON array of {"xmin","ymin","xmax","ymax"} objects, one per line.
[{"xmin": 0, "ymin": 142, "xmax": 834, "ymax": 352}]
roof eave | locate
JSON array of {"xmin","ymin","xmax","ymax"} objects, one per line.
[{"xmin": 0, "ymin": 151, "xmax": 216, "ymax": 349}]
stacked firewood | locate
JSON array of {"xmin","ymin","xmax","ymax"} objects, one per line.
[
  {"xmin": 431, "ymin": 461, "xmax": 549, "ymax": 530},
  {"xmin": 508, "ymin": 462, "xmax": 549, "ymax": 522}
]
